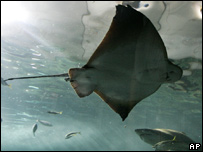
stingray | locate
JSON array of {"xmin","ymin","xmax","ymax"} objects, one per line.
[
  {"xmin": 68, "ymin": 5, "xmax": 182, "ymax": 120},
  {"xmin": 2, "ymin": 5, "xmax": 182, "ymax": 121}
]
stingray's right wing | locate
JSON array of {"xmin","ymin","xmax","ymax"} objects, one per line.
[
  {"xmin": 84, "ymin": 5, "xmax": 168, "ymax": 72},
  {"xmin": 94, "ymin": 89, "xmax": 138, "ymax": 121}
]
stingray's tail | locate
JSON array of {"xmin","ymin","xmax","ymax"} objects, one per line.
[{"xmin": 2, "ymin": 73, "xmax": 70, "ymax": 82}]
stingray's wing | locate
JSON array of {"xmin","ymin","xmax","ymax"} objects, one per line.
[
  {"xmin": 69, "ymin": 5, "xmax": 182, "ymax": 121},
  {"xmin": 94, "ymin": 89, "xmax": 138, "ymax": 121},
  {"xmin": 82, "ymin": 5, "xmax": 168, "ymax": 120},
  {"xmin": 69, "ymin": 67, "xmax": 161, "ymax": 121},
  {"xmin": 85, "ymin": 5, "xmax": 182, "ymax": 82},
  {"xmin": 84, "ymin": 5, "xmax": 168, "ymax": 75}
]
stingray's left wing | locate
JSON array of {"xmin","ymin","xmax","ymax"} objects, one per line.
[
  {"xmin": 94, "ymin": 89, "xmax": 138, "ymax": 121},
  {"xmin": 84, "ymin": 5, "xmax": 168, "ymax": 73}
]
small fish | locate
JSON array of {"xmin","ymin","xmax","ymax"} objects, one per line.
[
  {"xmin": 47, "ymin": 111, "xmax": 63, "ymax": 115},
  {"xmin": 1, "ymin": 77, "xmax": 12, "ymax": 88},
  {"xmin": 37, "ymin": 119, "xmax": 53, "ymax": 127},
  {"xmin": 153, "ymin": 136, "xmax": 189, "ymax": 151},
  {"xmin": 32, "ymin": 123, "xmax": 38, "ymax": 136},
  {"xmin": 65, "ymin": 132, "xmax": 81, "ymax": 139}
]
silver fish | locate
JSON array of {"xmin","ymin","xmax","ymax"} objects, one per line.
[
  {"xmin": 32, "ymin": 123, "xmax": 38, "ymax": 136},
  {"xmin": 47, "ymin": 111, "xmax": 63, "ymax": 115},
  {"xmin": 65, "ymin": 132, "xmax": 81, "ymax": 139},
  {"xmin": 37, "ymin": 119, "xmax": 53, "ymax": 127}
]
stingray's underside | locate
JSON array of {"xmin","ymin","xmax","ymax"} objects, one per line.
[{"xmin": 68, "ymin": 5, "xmax": 183, "ymax": 121}]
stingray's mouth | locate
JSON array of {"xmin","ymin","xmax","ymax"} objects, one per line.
[{"xmin": 70, "ymin": 79, "xmax": 78, "ymax": 89}]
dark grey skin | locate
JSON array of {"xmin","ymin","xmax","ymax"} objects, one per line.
[{"xmin": 68, "ymin": 5, "xmax": 182, "ymax": 121}]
